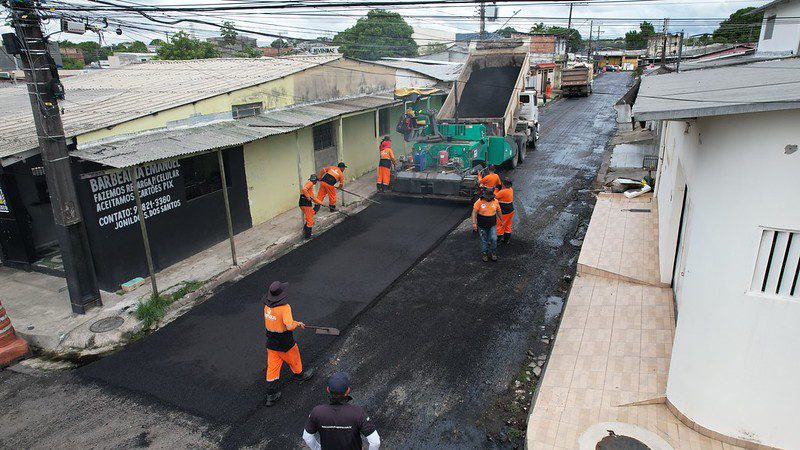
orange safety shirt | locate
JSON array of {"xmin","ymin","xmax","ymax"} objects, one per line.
[
  {"xmin": 319, "ymin": 166, "xmax": 344, "ymax": 186},
  {"xmin": 264, "ymin": 304, "xmax": 300, "ymax": 351},
  {"xmin": 473, "ymin": 198, "xmax": 501, "ymax": 229},
  {"xmin": 479, "ymin": 172, "xmax": 501, "ymax": 189},
  {"xmin": 379, "ymin": 147, "xmax": 395, "ymax": 168},
  {"xmin": 495, "ymin": 187, "xmax": 514, "ymax": 214},
  {"xmin": 299, "ymin": 181, "xmax": 317, "ymax": 207}
]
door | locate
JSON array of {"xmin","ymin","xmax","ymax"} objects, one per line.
[
  {"xmin": 672, "ymin": 185, "xmax": 690, "ymax": 308},
  {"xmin": 0, "ymin": 173, "xmax": 36, "ymax": 266}
]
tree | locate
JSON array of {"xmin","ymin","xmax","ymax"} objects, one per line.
[
  {"xmin": 234, "ymin": 45, "xmax": 263, "ymax": 58},
  {"xmin": 713, "ymin": 7, "xmax": 763, "ymax": 43},
  {"xmin": 61, "ymin": 57, "xmax": 84, "ymax": 70},
  {"xmin": 333, "ymin": 9, "xmax": 417, "ymax": 60},
  {"xmin": 495, "ymin": 26, "xmax": 519, "ymax": 38},
  {"xmin": 531, "ymin": 23, "xmax": 547, "ymax": 33},
  {"xmin": 150, "ymin": 38, "xmax": 166, "ymax": 47},
  {"xmin": 419, "ymin": 42, "xmax": 448, "ymax": 55},
  {"xmin": 624, "ymin": 21, "xmax": 656, "ymax": 50},
  {"xmin": 59, "ymin": 40, "xmax": 112, "ymax": 64},
  {"xmin": 112, "ymin": 41, "xmax": 148, "ymax": 53},
  {"xmin": 221, "ymin": 21, "xmax": 238, "ymax": 45},
  {"xmin": 271, "ymin": 38, "xmax": 290, "ymax": 49},
  {"xmin": 156, "ymin": 31, "xmax": 220, "ymax": 60}
]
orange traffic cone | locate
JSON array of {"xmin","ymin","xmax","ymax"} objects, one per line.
[{"xmin": 0, "ymin": 301, "xmax": 30, "ymax": 367}]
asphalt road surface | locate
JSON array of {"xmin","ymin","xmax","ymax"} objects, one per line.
[{"xmin": 0, "ymin": 72, "xmax": 631, "ymax": 449}]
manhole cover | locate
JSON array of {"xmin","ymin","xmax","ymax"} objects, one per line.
[
  {"xmin": 89, "ymin": 316, "xmax": 125, "ymax": 333},
  {"xmin": 597, "ymin": 434, "xmax": 651, "ymax": 450}
]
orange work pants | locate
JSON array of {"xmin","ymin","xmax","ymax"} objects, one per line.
[
  {"xmin": 377, "ymin": 167, "xmax": 391, "ymax": 186},
  {"xmin": 266, "ymin": 344, "xmax": 303, "ymax": 381},
  {"xmin": 300, "ymin": 206, "xmax": 314, "ymax": 227},
  {"xmin": 497, "ymin": 211, "xmax": 514, "ymax": 236},
  {"xmin": 316, "ymin": 182, "xmax": 337, "ymax": 206}
]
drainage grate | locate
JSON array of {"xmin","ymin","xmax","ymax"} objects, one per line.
[
  {"xmin": 89, "ymin": 316, "xmax": 125, "ymax": 333},
  {"xmin": 622, "ymin": 208, "xmax": 652, "ymax": 213}
]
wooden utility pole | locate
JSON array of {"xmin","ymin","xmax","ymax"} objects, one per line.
[
  {"xmin": 7, "ymin": 0, "xmax": 101, "ymax": 314},
  {"xmin": 661, "ymin": 18, "xmax": 669, "ymax": 65},
  {"xmin": 676, "ymin": 31, "xmax": 685, "ymax": 72},
  {"xmin": 565, "ymin": 3, "xmax": 573, "ymax": 61},
  {"xmin": 479, "ymin": 2, "xmax": 486, "ymax": 41},
  {"xmin": 587, "ymin": 20, "xmax": 593, "ymax": 61}
]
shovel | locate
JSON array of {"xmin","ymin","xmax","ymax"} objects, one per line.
[{"xmin": 305, "ymin": 325, "xmax": 340, "ymax": 336}]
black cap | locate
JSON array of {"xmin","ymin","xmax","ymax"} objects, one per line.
[
  {"xmin": 381, "ymin": 136, "xmax": 391, "ymax": 142},
  {"xmin": 481, "ymin": 188, "xmax": 495, "ymax": 200},
  {"xmin": 502, "ymin": 177, "xmax": 513, "ymax": 187},
  {"xmin": 309, "ymin": 174, "xmax": 319, "ymax": 182},
  {"xmin": 338, "ymin": 162, "xmax": 347, "ymax": 169},
  {"xmin": 487, "ymin": 164, "xmax": 496, "ymax": 172},
  {"xmin": 327, "ymin": 372, "xmax": 351, "ymax": 394}
]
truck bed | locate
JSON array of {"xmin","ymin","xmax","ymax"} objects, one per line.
[{"xmin": 455, "ymin": 66, "xmax": 522, "ymax": 118}]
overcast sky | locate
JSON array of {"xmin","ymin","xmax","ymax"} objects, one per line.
[{"xmin": 2, "ymin": 0, "xmax": 770, "ymax": 47}]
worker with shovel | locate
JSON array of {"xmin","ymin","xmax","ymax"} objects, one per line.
[
  {"xmin": 303, "ymin": 372, "xmax": 381, "ymax": 450},
  {"xmin": 472, "ymin": 187, "xmax": 503, "ymax": 262},
  {"xmin": 478, "ymin": 164, "xmax": 501, "ymax": 190},
  {"xmin": 263, "ymin": 281, "xmax": 315, "ymax": 406},
  {"xmin": 316, "ymin": 162, "xmax": 347, "ymax": 212},
  {"xmin": 377, "ymin": 136, "xmax": 395, "ymax": 192},
  {"xmin": 300, "ymin": 174, "xmax": 324, "ymax": 239}
]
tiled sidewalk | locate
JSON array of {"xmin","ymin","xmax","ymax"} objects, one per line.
[{"xmin": 527, "ymin": 194, "xmax": 735, "ymax": 450}]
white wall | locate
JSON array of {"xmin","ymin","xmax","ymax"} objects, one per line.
[
  {"xmin": 395, "ymin": 69, "xmax": 437, "ymax": 88},
  {"xmin": 757, "ymin": 1, "xmax": 800, "ymax": 55},
  {"xmin": 656, "ymin": 109, "xmax": 800, "ymax": 449}
]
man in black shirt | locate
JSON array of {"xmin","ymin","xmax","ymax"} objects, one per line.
[{"xmin": 302, "ymin": 372, "xmax": 380, "ymax": 450}]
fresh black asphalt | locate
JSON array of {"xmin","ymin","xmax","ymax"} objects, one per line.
[{"xmin": 80, "ymin": 198, "xmax": 466, "ymax": 422}]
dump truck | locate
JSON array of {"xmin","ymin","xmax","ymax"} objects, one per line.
[
  {"xmin": 560, "ymin": 64, "xmax": 593, "ymax": 97},
  {"xmin": 388, "ymin": 41, "xmax": 537, "ymax": 202}
]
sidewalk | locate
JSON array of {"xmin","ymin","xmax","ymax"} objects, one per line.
[
  {"xmin": 526, "ymin": 193, "xmax": 734, "ymax": 449},
  {"xmin": 1, "ymin": 171, "xmax": 379, "ymax": 359}
]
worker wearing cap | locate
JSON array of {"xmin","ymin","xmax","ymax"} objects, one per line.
[
  {"xmin": 300, "ymin": 174, "xmax": 324, "ymax": 239},
  {"xmin": 472, "ymin": 188, "xmax": 503, "ymax": 262},
  {"xmin": 478, "ymin": 165, "xmax": 501, "ymax": 190},
  {"xmin": 495, "ymin": 178, "xmax": 515, "ymax": 244},
  {"xmin": 317, "ymin": 162, "xmax": 347, "ymax": 212},
  {"xmin": 264, "ymin": 281, "xmax": 315, "ymax": 406},
  {"xmin": 303, "ymin": 372, "xmax": 380, "ymax": 450},
  {"xmin": 377, "ymin": 136, "xmax": 395, "ymax": 192}
]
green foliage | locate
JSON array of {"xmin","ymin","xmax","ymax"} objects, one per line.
[
  {"xmin": 234, "ymin": 45, "xmax": 263, "ymax": 58},
  {"xmin": 495, "ymin": 26, "xmax": 519, "ymax": 38},
  {"xmin": 156, "ymin": 31, "xmax": 220, "ymax": 60},
  {"xmin": 112, "ymin": 41, "xmax": 148, "ymax": 53},
  {"xmin": 419, "ymin": 42, "xmax": 448, "ymax": 56},
  {"xmin": 528, "ymin": 25, "xmax": 583, "ymax": 52},
  {"xmin": 149, "ymin": 38, "xmax": 166, "ymax": 46},
  {"xmin": 271, "ymin": 38, "xmax": 290, "ymax": 49},
  {"xmin": 624, "ymin": 21, "xmax": 657, "ymax": 50},
  {"xmin": 333, "ymin": 9, "xmax": 417, "ymax": 60},
  {"xmin": 135, "ymin": 281, "xmax": 204, "ymax": 330},
  {"xmin": 59, "ymin": 40, "xmax": 110, "ymax": 64},
  {"xmin": 221, "ymin": 21, "xmax": 238, "ymax": 46},
  {"xmin": 60, "ymin": 56, "xmax": 84, "ymax": 70},
  {"xmin": 713, "ymin": 7, "xmax": 762, "ymax": 43}
]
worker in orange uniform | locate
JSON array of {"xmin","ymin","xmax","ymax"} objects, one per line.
[
  {"xmin": 264, "ymin": 281, "xmax": 315, "ymax": 406},
  {"xmin": 316, "ymin": 162, "xmax": 347, "ymax": 212},
  {"xmin": 495, "ymin": 177, "xmax": 515, "ymax": 244},
  {"xmin": 299, "ymin": 174, "xmax": 324, "ymax": 239},
  {"xmin": 377, "ymin": 136, "xmax": 395, "ymax": 192},
  {"xmin": 544, "ymin": 80, "xmax": 552, "ymax": 105},
  {"xmin": 472, "ymin": 188, "xmax": 503, "ymax": 262},
  {"xmin": 478, "ymin": 164, "xmax": 501, "ymax": 190}
]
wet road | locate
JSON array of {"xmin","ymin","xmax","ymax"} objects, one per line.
[{"xmin": 0, "ymin": 72, "xmax": 631, "ymax": 449}]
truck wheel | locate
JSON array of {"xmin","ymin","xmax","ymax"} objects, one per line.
[{"xmin": 517, "ymin": 136, "xmax": 526, "ymax": 163}]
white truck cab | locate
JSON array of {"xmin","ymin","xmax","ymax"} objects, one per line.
[{"xmin": 517, "ymin": 90, "xmax": 540, "ymax": 148}]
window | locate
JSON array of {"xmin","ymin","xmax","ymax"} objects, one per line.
[
  {"xmin": 181, "ymin": 152, "xmax": 232, "ymax": 201},
  {"xmin": 232, "ymin": 102, "xmax": 262, "ymax": 119},
  {"xmin": 313, "ymin": 122, "xmax": 335, "ymax": 151},
  {"xmin": 764, "ymin": 15, "xmax": 776, "ymax": 40},
  {"xmin": 750, "ymin": 228, "xmax": 800, "ymax": 299},
  {"xmin": 378, "ymin": 108, "xmax": 390, "ymax": 136}
]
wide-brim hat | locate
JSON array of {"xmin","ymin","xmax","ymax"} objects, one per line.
[{"xmin": 264, "ymin": 281, "xmax": 289, "ymax": 305}]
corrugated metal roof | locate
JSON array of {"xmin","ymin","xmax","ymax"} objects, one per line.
[
  {"xmin": 369, "ymin": 59, "xmax": 462, "ymax": 82},
  {"xmin": 632, "ymin": 58, "xmax": 800, "ymax": 121},
  {"xmin": 72, "ymin": 93, "xmax": 397, "ymax": 168},
  {"xmin": 0, "ymin": 55, "xmax": 341, "ymax": 161}
]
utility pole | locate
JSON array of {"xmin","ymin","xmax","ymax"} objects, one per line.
[
  {"xmin": 479, "ymin": 1, "xmax": 486, "ymax": 41},
  {"xmin": 7, "ymin": 0, "xmax": 101, "ymax": 314},
  {"xmin": 676, "ymin": 30, "xmax": 684, "ymax": 72},
  {"xmin": 587, "ymin": 20, "xmax": 593, "ymax": 62},
  {"xmin": 565, "ymin": 3, "xmax": 573, "ymax": 61},
  {"xmin": 661, "ymin": 18, "xmax": 669, "ymax": 66}
]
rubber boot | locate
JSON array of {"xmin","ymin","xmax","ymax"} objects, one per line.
[
  {"xmin": 313, "ymin": 204, "xmax": 321, "ymax": 213},
  {"xmin": 490, "ymin": 252, "xmax": 498, "ymax": 262},
  {"xmin": 482, "ymin": 252, "xmax": 489, "ymax": 262},
  {"xmin": 293, "ymin": 367, "xmax": 315, "ymax": 383},
  {"xmin": 265, "ymin": 381, "xmax": 282, "ymax": 407},
  {"xmin": 329, "ymin": 205, "xmax": 337, "ymax": 213},
  {"xmin": 303, "ymin": 225, "xmax": 312, "ymax": 239},
  {"xmin": 377, "ymin": 183, "xmax": 383, "ymax": 192},
  {"xmin": 504, "ymin": 233, "xmax": 511, "ymax": 244}
]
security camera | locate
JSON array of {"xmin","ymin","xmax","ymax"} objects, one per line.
[{"xmin": 115, "ymin": 27, "xmax": 122, "ymax": 35}]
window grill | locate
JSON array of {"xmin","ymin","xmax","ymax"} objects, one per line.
[
  {"xmin": 751, "ymin": 228, "xmax": 800, "ymax": 299},
  {"xmin": 232, "ymin": 102, "xmax": 262, "ymax": 119}
]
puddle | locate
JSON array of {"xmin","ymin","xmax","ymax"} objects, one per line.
[{"xmin": 544, "ymin": 295, "xmax": 564, "ymax": 322}]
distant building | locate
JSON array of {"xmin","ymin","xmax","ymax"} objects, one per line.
[
  {"xmin": 207, "ymin": 35, "xmax": 259, "ymax": 57},
  {"xmin": 108, "ymin": 52, "xmax": 156, "ymax": 68},
  {"xmin": 415, "ymin": 42, "xmax": 469, "ymax": 63},
  {"xmin": 751, "ymin": 0, "xmax": 800, "ymax": 56},
  {"xmin": 259, "ymin": 47, "xmax": 293, "ymax": 57},
  {"xmin": 59, "ymin": 46, "xmax": 84, "ymax": 63},
  {"xmin": 594, "ymin": 50, "xmax": 642, "ymax": 70},
  {"xmin": 646, "ymin": 33, "xmax": 681, "ymax": 60},
  {"xmin": 511, "ymin": 32, "xmax": 568, "ymax": 63},
  {"xmin": 293, "ymin": 41, "xmax": 340, "ymax": 55}
]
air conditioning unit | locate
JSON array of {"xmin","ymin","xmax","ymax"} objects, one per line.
[{"xmin": 61, "ymin": 19, "xmax": 86, "ymax": 35}]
